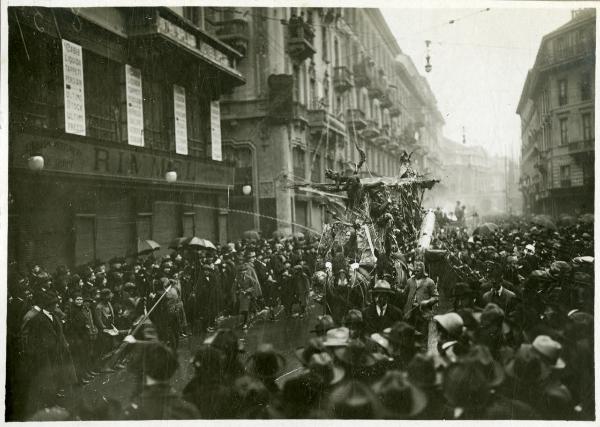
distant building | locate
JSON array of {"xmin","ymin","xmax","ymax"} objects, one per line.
[
  {"xmin": 433, "ymin": 138, "xmax": 520, "ymax": 217},
  {"xmin": 210, "ymin": 7, "xmax": 444, "ymax": 238},
  {"xmin": 516, "ymin": 9, "xmax": 595, "ymax": 216}
]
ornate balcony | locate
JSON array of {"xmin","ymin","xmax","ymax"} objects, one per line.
[
  {"xmin": 360, "ymin": 120, "xmax": 380, "ymax": 139},
  {"xmin": 267, "ymin": 74, "xmax": 308, "ymax": 124},
  {"xmin": 373, "ymin": 126, "xmax": 390, "ymax": 146},
  {"xmin": 288, "ymin": 16, "xmax": 316, "ymax": 63},
  {"xmin": 353, "ymin": 57, "xmax": 375, "ymax": 87},
  {"xmin": 307, "ymin": 101, "xmax": 346, "ymax": 139},
  {"xmin": 368, "ymin": 74, "xmax": 387, "ymax": 99},
  {"xmin": 215, "ymin": 18, "xmax": 250, "ymax": 57},
  {"xmin": 539, "ymin": 40, "xmax": 595, "ymax": 71},
  {"xmin": 346, "ymin": 108, "xmax": 368, "ymax": 131},
  {"xmin": 333, "ymin": 66, "xmax": 354, "ymax": 93}
]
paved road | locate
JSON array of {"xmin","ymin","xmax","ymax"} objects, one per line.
[{"xmin": 78, "ymin": 303, "xmax": 323, "ymax": 407}]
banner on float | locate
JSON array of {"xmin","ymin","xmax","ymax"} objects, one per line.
[
  {"xmin": 62, "ymin": 40, "xmax": 86, "ymax": 136},
  {"xmin": 125, "ymin": 65, "xmax": 144, "ymax": 147},
  {"xmin": 173, "ymin": 85, "xmax": 188, "ymax": 155},
  {"xmin": 210, "ymin": 100, "xmax": 222, "ymax": 161}
]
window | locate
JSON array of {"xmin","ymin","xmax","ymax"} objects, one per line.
[
  {"xmin": 581, "ymin": 72, "xmax": 591, "ymax": 101},
  {"xmin": 582, "ymin": 113, "xmax": 593, "ymax": 141},
  {"xmin": 293, "ymin": 66, "xmax": 301, "ymax": 103},
  {"xmin": 559, "ymin": 118, "xmax": 569, "ymax": 145},
  {"xmin": 311, "ymin": 153, "xmax": 321, "ymax": 182},
  {"xmin": 293, "ymin": 147, "xmax": 305, "ymax": 179},
  {"xmin": 84, "ymin": 52, "xmax": 121, "ymax": 142},
  {"xmin": 558, "ymin": 79, "xmax": 568, "ymax": 106},
  {"xmin": 334, "ymin": 37, "xmax": 340, "ymax": 66},
  {"xmin": 9, "ymin": 30, "xmax": 61, "ymax": 130},
  {"xmin": 322, "ymin": 26, "xmax": 328, "ymax": 62},
  {"xmin": 143, "ymin": 75, "xmax": 168, "ymax": 150},
  {"xmin": 187, "ymin": 93, "xmax": 210, "ymax": 158},
  {"xmin": 560, "ymin": 165, "xmax": 571, "ymax": 187},
  {"xmin": 556, "ymin": 37, "xmax": 567, "ymax": 58}
]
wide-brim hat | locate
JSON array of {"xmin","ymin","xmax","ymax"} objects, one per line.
[
  {"xmin": 330, "ymin": 380, "xmax": 382, "ymax": 419},
  {"xmin": 532, "ymin": 335, "xmax": 566, "ymax": 370},
  {"xmin": 407, "ymin": 353, "xmax": 440, "ymax": 389},
  {"xmin": 372, "ymin": 370, "xmax": 428, "ymax": 418},
  {"xmin": 246, "ymin": 343, "xmax": 286, "ymax": 379},
  {"xmin": 334, "ymin": 340, "xmax": 376, "ymax": 368},
  {"xmin": 39, "ymin": 290, "xmax": 59, "ymax": 308},
  {"xmin": 504, "ymin": 344, "xmax": 544, "ymax": 383},
  {"xmin": 371, "ymin": 279, "xmax": 395, "ymax": 294},
  {"xmin": 382, "ymin": 321, "xmax": 423, "ymax": 349},
  {"xmin": 323, "ymin": 327, "xmax": 350, "ymax": 347},
  {"xmin": 433, "ymin": 312, "xmax": 464, "ymax": 338},
  {"xmin": 295, "ymin": 338, "xmax": 327, "ymax": 366},
  {"xmin": 99, "ymin": 287, "xmax": 113, "ymax": 299},
  {"xmin": 462, "ymin": 345, "xmax": 505, "ymax": 388},
  {"xmin": 305, "ymin": 352, "xmax": 345, "ymax": 386}
]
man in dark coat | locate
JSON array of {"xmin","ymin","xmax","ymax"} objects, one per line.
[
  {"xmin": 94, "ymin": 288, "xmax": 117, "ymax": 370},
  {"xmin": 292, "ymin": 264, "xmax": 311, "ymax": 316},
  {"xmin": 66, "ymin": 291, "xmax": 98, "ymax": 384},
  {"xmin": 363, "ymin": 279, "xmax": 403, "ymax": 334},
  {"xmin": 24, "ymin": 291, "xmax": 77, "ymax": 416},
  {"xmin": 123, "ymin": 342, "xmax": 200, "ymax": 420}
]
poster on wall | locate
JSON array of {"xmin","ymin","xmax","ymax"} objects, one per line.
[
  {"xmin": 173, "ymin": 85, "xmax": 188, "ymax": 155},
  {"xmin": 125, "ymin": 65, "xmax": 144, "ymax": 147},
  {"xmin": 210, "ymin": 100, "xmax": 222, "ymax": 161},
  {"xmin": 62, "ymin": 40, "xmax": 86, "ymax": 136}
]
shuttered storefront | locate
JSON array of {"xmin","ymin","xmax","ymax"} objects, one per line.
[{"xmin": 95, "ymin": 191, "xmax": 134, "ymax": 261}]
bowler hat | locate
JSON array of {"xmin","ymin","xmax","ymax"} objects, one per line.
[
  {"xmin": 504, "ymin": 344, "xmax": 544, "ymax": 384},
  {"xmin": 246, "ymin": 343, "xmax": 286, "ymax": 379},
  {"xmin": 143, "ymin": 342, "xmax": 180, "ymax": 381},
  {"xmin": 371, "ymin": 279, "xmax": 395, "ymax": 294},
  {"xmin": 334, "ymin": 339, "xmax": 376, "ymax": 368},
  {"xmin": 39, "ymin": 291, "xmax": 59, "ymax": 308},
  {"xmin": 383, "ymin": 321, "xmax": 422, "ymax": 348},
  {"xmin": 407, "ymin": 353, "xmax": 439, "ymax": 389},
  {"xmin": 371, "ymin": 370, "xmax": 428, "ymax": 418},
  {"xmin": 330, "ymin": 380, "xmax": 381, "ymax": 419}
]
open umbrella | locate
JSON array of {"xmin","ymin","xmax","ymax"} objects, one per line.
[
  {"xmin": 531, "ymin": 214, "xmax": 556, "ymax": 230},
  {"xmin": 186, "ymin": 237, "xmax": 216, "ymax": 250},
  {"xmin": 473, "ymin": 223, "xmax": 499, "ymax": 237},
  {"xmin": 557, "ymin": 214, "xmax": 577, "ymax": 227},
  {"xmin": 137, "ymin": 239, "xmax": 160, "ymax": 255},
  {"xmin": 579, "ymin": 213, "xmax": 594, "ymax": 224},
  {"xmin": 243, "ymin": 230, "xmax": 260, "ymax": 240},
  {"xmin": 169, "ymin": 236, "xmax": 188, "ymax": 250},
  {"xmin": 292, "ymin": 231, "xmax": 305, "ymax": 240}
]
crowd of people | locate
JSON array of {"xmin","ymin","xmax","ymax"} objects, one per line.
[{"xmin": 5, "ymin": 213, "xmax": 595, "ymax": 421}]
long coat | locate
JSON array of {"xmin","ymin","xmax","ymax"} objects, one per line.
[
  {"xmin": 362, "ymin": 303, "xmax": 403, "ymax": 334},
  {"xmin": 25, "ymin": 311, "xmax": 77, "ymax": 414},
  {"xmin": 403, "ymin": 276, "xmax": 439, "ymax": 320}
]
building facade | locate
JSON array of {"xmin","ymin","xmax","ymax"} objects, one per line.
[
  {"xmin": 517, "ymin": 9, "xmax": 595, "ymax": 216},
  {"xmin": 433, "ymin": 138, "xmax": 519, "ymax": 217},
  {"xmin": 209, "ymin": 7, "xmax": 444, "ymax": 238},
  {"xmin": 8, "ymin": 7, "xmax": 245, "ymax": 271}
]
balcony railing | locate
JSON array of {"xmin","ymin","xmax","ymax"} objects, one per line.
[
  {"xmin": 368, "ymin": 74, "xmax": 387, "ymax": 100},
  {"xmin": 539, "ymin": 41, "xmax": 595, "ymax": 69},
  {"xmin": 215, "ymin": 18, "xmax": 250, "ymax": 56},
  {"xmin": 568, "ymin": 139, "xmax": 594, "ymax": 153},
  {"xmin": 288, "ymin": 16, "xmax": 316, "ymax": 62},
  {"xmin": 353, "ymin": 57, "xmax": 375, "ymax": 88},
  {"xmin": 346, "ymin": 108, "xmax": 368, "ymax": 131},
  {"xmin": 333, "ymin": 66, "xmax": 354, "ymax": 93},
  {"xmin": 360, "ymin": 120, "xmax": 380, "ymax": 139}
]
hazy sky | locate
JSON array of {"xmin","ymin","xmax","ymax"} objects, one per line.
[{"xmin": 383, "ymin": 6, "xmax": 572, "ymax": 159}]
